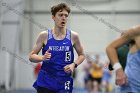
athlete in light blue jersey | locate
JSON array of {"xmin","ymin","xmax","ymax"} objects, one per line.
[
  {"xmin": 120, "ymin": 50, "xmax": 140, "ymax": 92},
  {"xmin": 29, "ymin": 3, "xmax": 85, "ymax": 93},
  {"xmin": 106, "ymin": 25, "xmax": 140, "ymax": 92}
]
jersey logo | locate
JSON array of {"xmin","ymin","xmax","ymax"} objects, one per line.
[
  {"xmin": 63, "ymin": 42, "xmax": 68, "ymax": 44},
  {"xmin": 65, "ymin": 81, "xmax": 70, "ymax": 90}
]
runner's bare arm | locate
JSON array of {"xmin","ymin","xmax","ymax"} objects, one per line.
[
  {"xmin": 29, "ymin": 31, "xmax": 48, "ymax": 63},
  {"xmin": 72, "ymin": 31, "xmax": 85, "ymax": 66}
]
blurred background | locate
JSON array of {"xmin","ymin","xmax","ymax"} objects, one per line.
[{"xmin": 0, "ymin": 0, "xmax": 140, "ymax": 93}]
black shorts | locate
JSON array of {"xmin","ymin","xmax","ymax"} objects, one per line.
[
  {"xmin": 37, "ymin": 86, "xmax": 55, "ymax": 93},
  {"xmin": 89, "ymin": 74, "xmax": 102, "ymax": 84},
  {"xmin": 92, "ymin": 77, "xmax": 102, "ymax": 84}
]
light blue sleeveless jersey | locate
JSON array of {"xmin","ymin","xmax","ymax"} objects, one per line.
[
  {"xmin": 33, "ymin": 29, "xmax": 74, "ymax": 93},
  {"xmin": 120, "ymin": 50, "xmax": 140, "ymax": 92}
]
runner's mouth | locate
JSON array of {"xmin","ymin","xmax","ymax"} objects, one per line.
[{"xmin": 61, "ymin": 22, "xmax": 65, "ymax": 25}]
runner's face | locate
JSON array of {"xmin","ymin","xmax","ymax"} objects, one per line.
[{"xmin": 52, "ymin": 9, "xmax": 69, "ymax": 28}]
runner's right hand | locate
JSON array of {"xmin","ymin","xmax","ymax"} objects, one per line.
[{"xmin": 42, "ymin": 49, "xmax": 51, "ymax": 60}]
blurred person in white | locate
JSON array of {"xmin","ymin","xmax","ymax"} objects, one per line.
[
  {"xmin": 83, "ymin": 54, "xmax": 93, "ymax": 93},
  {"xmin": 101, "ymin": 62, "xmax": 112, "ymax": 93}
]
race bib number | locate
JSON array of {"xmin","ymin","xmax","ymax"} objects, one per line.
[{"xmin": 65, "ymin": 51, "xmax": 71, "ymax": 61}]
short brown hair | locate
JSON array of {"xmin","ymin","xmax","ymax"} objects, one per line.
[{"xmin": 51, "ymin": 3, "xmax": 71, "ymax": 16}]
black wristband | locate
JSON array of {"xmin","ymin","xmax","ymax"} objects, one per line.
[{"xmin": 74, "ymin": 62, "xmax": 78, "ymax": 68}]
